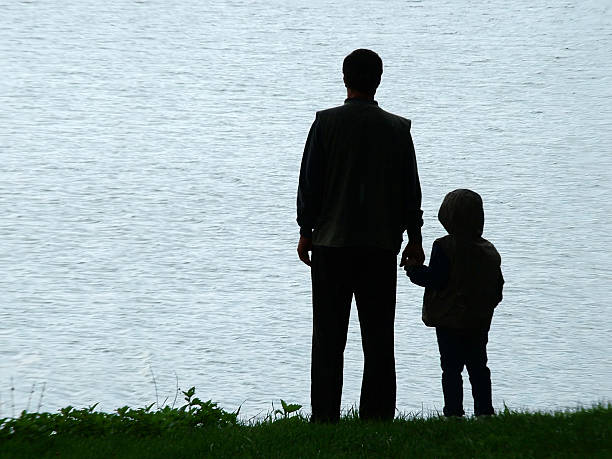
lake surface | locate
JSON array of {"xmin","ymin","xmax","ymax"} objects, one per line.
[{"xmin": 1, "ymin": 0, "xmax": 611, "ymax": 418}]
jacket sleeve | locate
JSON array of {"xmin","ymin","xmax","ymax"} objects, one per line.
[
  {"xmin": 406, "ymin": 241, "xmax": 450, "ymax": 289},
  {"xmin": 297, "ymin": 114, "xmax": 325, "ymax": 238},
  {"xmin": 403, "ymin": 124, "xmax": 424, "ymax": 243},
  {"xmin": 495, "ymin": 267, "xmax": 504, "ymax": 306}
]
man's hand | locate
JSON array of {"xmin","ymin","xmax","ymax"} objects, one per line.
[
  {"xmin": 403, "ymin": 258, "xmax": 420, "ymax": 269},
  {"xmin": 297, "ymin": 236, "xmax": 313, "ymax": 267},
  {"xmin": 400, "ymin": 242, "xmax": 425, "ymax": 267}
]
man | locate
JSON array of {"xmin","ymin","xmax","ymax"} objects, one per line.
[{"xmin": 296, "ymin": 49, "xmax": 424, "ymax": 422}]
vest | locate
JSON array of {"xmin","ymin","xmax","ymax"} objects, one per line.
[{"xmin": 311, "ymin": 100, "xmax": 420, "ymax": 253}]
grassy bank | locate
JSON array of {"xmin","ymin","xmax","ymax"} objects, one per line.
[{"xmin": 0, "ymin": 389, "xmax": 609, "ymax": 458}]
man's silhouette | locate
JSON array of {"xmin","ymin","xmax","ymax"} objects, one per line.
[{"xmin": 297, "ymin": 49, "xmax": 424, "ymax": 422}]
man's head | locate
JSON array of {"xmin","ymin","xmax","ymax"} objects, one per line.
[{"xmin": 343, "ymin": 49, "xmax": 383, "ymax": 97}]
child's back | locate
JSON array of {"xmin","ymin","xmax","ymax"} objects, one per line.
[
  {"xmin": 406, "ymin": 189, "xmax": 504, "ymax": 416},
  {"xmin": 422, "ymin": 189, "xmax": 503, "ymax": 331}
]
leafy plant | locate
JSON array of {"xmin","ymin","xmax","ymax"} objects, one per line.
[
  {"xmin": 179, "ymin": 386, "xmax": 239, "ymax": 426},
  {"xmin": 0, "ymin": 386, "xmax": 238, "ymax": 440},
  {"xmin": 269, "ymin": 399, "xmax": 302, "ymax": 420}
]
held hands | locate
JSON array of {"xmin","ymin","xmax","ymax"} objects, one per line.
[
  {"xmin": 297, "ymin": 236, "xmax": 313, "ymax": 267},
  {"xmin": 402, "ymin": 258, "xmax": 421, "ymax": 269},
  {"xmin": 400, "ymin": 242, "xmax": 425, "ymax": 268}
]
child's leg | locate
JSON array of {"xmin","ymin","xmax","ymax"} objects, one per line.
[
  {"xmin": 465, "ymin": 330, "xmax": 494, "ymax": 416},
  {"xmin": 436, "ymin": 328, "xmax": 465, "ymax": 417}
]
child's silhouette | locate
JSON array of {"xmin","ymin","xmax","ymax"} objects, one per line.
[{"xmin": 406, "ymin": 189, "xmax": 504, "ymax": 417}]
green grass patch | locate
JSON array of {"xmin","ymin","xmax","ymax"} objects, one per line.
[{"xmin": 0, "ymin": 388, "xmax": 609, "ymax": 458}]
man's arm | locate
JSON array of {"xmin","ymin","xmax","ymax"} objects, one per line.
[
  {"xmin": 297, "ymin": 114, "xmax": 325, "ymax": 266},
  {"xmin": 400, "ymin": 125, "xmax": 425, "ymax": 266}
]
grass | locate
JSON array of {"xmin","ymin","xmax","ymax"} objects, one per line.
[{"xmin": 0, "ymin": 388, "xmax": 609, "ymax": 458}]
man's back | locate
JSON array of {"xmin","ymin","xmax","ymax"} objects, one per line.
[{"xmin": 298, "ymin": 98, "xmax": 422, "ymax": 253}]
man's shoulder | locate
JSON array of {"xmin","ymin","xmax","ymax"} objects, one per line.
[
  {"xmin": 378, "ymin": 107, "xmax": 412, "ymax": 128},
  {"xmin": 316, "ymin": 103, "xmax": 412, "ymax": 130},
  {"xmin": 315, "ymin": 104, "xmax": 349, "ymax": 118}
]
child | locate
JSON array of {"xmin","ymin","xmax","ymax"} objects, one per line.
[{"xmin": 405, "ymin": 189, "xmax": 504, "ymax": 417}]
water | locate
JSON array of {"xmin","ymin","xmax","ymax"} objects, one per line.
[{"xmin": 1, "ymin": 0, "xmax": 611, "ymax": 418}]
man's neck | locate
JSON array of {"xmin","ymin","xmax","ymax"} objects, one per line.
[{"xmin": 346, "ymin": 88, "xmax": 375, "ymax": 101}]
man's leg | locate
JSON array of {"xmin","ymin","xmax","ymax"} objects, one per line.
[
  {"xmin": 310, "ymin": 246, "xmax": 353, "ymax": 423},
  {"xmin": 465, "ymin": 331, "xmax": 494, "ymax": 416},
  {"xmin": 436, "ymin": 328, "xmax": 466, "ymax": 417},
  {"xmin": 354, "ymin": 247, "xmax": 397, "ymax": 421}
]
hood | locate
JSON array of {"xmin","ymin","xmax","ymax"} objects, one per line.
[{"xmin": 438, "ymin": 189, "xmax": 484, "ymax": 238}]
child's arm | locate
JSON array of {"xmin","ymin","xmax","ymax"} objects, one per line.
[{"xmin": 405, "ymin": 241, "xmax": 450, "ymax": 290}]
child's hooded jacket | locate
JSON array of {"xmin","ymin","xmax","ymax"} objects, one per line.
[{"xmin": 419, "ymin": 189, "xmax": 504, "ymax": 330}]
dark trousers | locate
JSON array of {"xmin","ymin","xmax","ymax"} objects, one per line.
[
  {"xmin": 310, "ymin": 246, "xmax": 397, "ymax": 422},
  {"xmin": 436, "ymin": 327, "xmax": 494, "ymax": 417}
]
